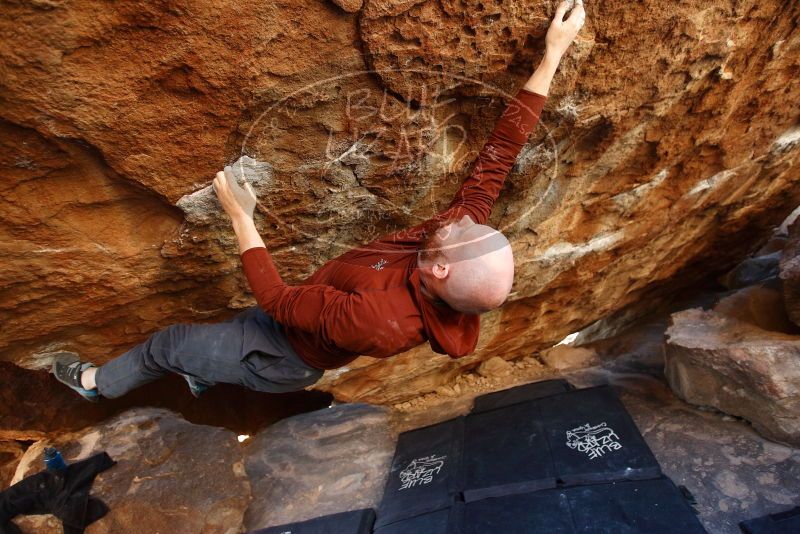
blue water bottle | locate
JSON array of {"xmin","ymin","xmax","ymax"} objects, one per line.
[{"xmin": 44, "ymin": 447, "xmax": 67, "ymax": 471}]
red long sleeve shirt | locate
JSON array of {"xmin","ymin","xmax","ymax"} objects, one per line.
[{"xmin": 241, "ymin": 88, "xmax": 547, "ymax": 370}]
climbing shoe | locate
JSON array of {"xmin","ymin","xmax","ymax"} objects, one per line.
[
  {"xmin": 51, "ymin": 352, "xmax": 100, "ymax": 402},
  {"xmin": 181, "ymin": 374, "xmax": 212, "ymax": 398}
]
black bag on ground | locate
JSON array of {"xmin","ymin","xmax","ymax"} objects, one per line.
[
  {"xmin": 462, "ymin": 400, "xmax": 556, "ymax": 501},
  {"xmin": 460, "ymin": 477, "xmax": 705, "ymax": 533},
  {"xmin": 249, "ymin": 508, "xmax": 375, "ymax": 534},
  {"xmin": 538, "ymin": 386, "xmax": 662, "ymax": 485},
  {"xmin": 471, "ymin": 379, "xmax": 573, "ymax": 414},
  {"xmin": 740, "ymin": 506, "xmax": 800, "ymax": 534},
  {"xmin": 375, "ymin": 417, "xmax": 464, "ymax": 528},
  {"xmin": 0, "ymin": 452, "xmax": 115, "ymax": 534}
]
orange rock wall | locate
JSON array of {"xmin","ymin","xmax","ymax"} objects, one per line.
[{"xmin": 2, "ymin": 0, "xmax": 799, "ymax": 403}]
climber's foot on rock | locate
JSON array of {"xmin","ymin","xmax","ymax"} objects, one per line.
[
  {"xmin": 51, "ymin": 352, "xmax": 100, "ymax": 402},
  {"xmin": 181, "ymin": 374, "xmax": 212, "ymax": 398}
]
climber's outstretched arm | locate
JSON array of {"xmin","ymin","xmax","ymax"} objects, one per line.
[
  {"xmin": 524, "ymin": 0, "xmax": 585, "ymax": 96},
  {"xmin": 441, "ymin": 0, "xmax": 585, "ymax": 226}
]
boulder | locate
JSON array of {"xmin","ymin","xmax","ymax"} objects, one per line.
[
  {"xmin": 755, "ymin": 235, "xmax": 787, "ymax": 256},
  {"xmin": 243, "ymin": 403, "xmax": 394, "ymax": 531},
  {"xmin": 477, "ymin": 356, "xmax": 514, "ymax": 377},
  {"xmin": 781, "ymin": 219, "xmax": 800, "ymax": 326},
  {"xmin": 539, "ymin": 345, "xmax": 599, "ymax": 371},
  {"xmin": 713, "ymin": 284, "xmax": 797, "ymax": 334},
  {"xmin": 2, "ymin": 0, "xmax": 800, "ymax": 405},
  {"xmin": 665, "ymin": 308, "xmax": 800, "ymax": 446},
  {"xmin": 10, "ymin": 408, "xmax": 250, "ymax": 533},
  {"xmin": 720, "ymin": 252, "xmax": 781, "ymax": 289}
]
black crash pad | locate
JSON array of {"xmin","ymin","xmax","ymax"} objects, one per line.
[
  {"xmin": 740, "ymin": 506, "xmax": 800, "ymax": 534},
  {"xmin": 461, "ymin": 385, "xmax": 660, "ymax": 500},
  {"xmin": 372, "ymin": 506, "xmax": 458, "ymax": 534},
  {"xmin": 461, "ymin": 487, "xmax": 573, "ymax": 533},
  {"xmin": 249, "ymin": 508, "xmax": 375, "ymax": 534},
  {"xmin": 462, "ymin": 400, "xmax": 557, "ymax": 501},
  {"xmin": 471, "ymin": 379, "xmax": 572, "ymax": 414},
  {"xmin": 460, "ymin": 478, "xmax": 705, "ymax": 534},
  {"xmin": 565, "ymin": 478, "xmax": 706, "ymax": 533},
  {"xmin": 375, "ymin": 417, "xmax": 464, "ymax": 528},
  {"xmin": 538, "ymin": 386, "xmax": 661, "ymax": 485}
]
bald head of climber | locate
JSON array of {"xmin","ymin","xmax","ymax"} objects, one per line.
[{"xmin": 417, "ymin": 213, "xmax": 514, "ymax": 315}]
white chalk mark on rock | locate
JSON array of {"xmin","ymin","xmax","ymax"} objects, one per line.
[
  {"xmin": 612, "ymin": 168, "xmax": 669, "ymax": 210},
  {"xmin": 556, "ymin": 332, "xmax": 580, "ymax": 346},
  {"xmin": 536, "ymin": 230, "xmax": 624, "ymax": 262},
  {"xmin": 773, "ymin": 126, "xmax": 800, "ymax": 154},
  {"xmin": 687, "ymin": 169, "xmax": 737, "ymax": 196}
]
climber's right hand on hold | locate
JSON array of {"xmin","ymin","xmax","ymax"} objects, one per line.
[{"xmin": 545, "ymin": 0, "xmax": 585, "ymax": 59}]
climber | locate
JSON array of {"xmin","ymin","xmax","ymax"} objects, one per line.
[{"xmin": 52, "ymin": 1, "xmax": 586, "ymax": 401}]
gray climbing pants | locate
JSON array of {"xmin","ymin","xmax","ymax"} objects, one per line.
[{"xmin": 94, "ymin": 306, "xmax": 323, "ymax": 398}]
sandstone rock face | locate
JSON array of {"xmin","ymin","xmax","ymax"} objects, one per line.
[
  {"xmin": 665, "ymin": 308, "xmax": 800, "ymax": 446},
  {"xmin": 539, "ymin": 344, "xmax": 598, "ymax": 371},
  {"xmin": 720, "ymin": 252, "xmax": 781, "ymax": 289},
  {"xmin": 9, "ymin": 408, "xmax": 250, "ymax": 533},
  {"xmin": 713, "ymin": 284, "xmax": 797, "ymax": 335},
  {"xmin": 243, "ymin": 403, "xmax": 393, "ymax": 530},
  {"xmin": 476, "ymin": 355, "xmax": 514, "ymax": 377},
  {"xmin": 2, "ymin": 1, "xmax": 800, "ymax": 404},
  {"xmin": 332, "ymin": 0, "xmax": 364, "ymax": 13},
  {"xmin": 780, "ymin": 220, "xmax": 800, "ymax": 326}
]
